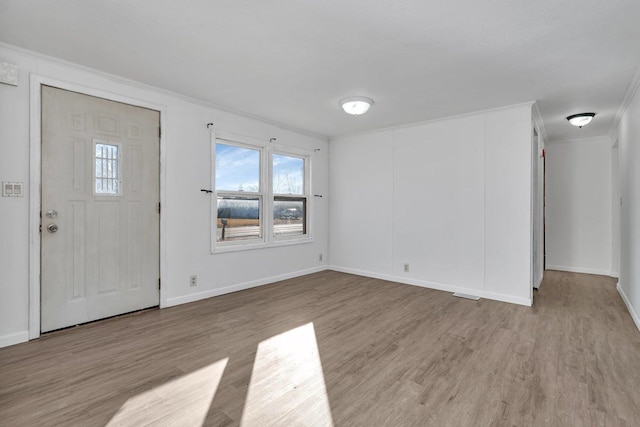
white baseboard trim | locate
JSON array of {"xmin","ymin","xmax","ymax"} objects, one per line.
[
  {"xmin": 329, "ymin": 265, "xmax": 532, "ymax": 307},
  {"xmin": 617, "ymin": 282, "xmax": 640, "ymax": 333},
  {"xmin": 166, "ymin": 265, "xmax": 329, "ymax": 307},
  {"xmin": 0, "ymin": 331, "xmax": 29, "ymax": 349},
  {"xmin": 610, "ymin": 271, "xmax": 620, "ymax": 278},
  {"xmin": 546, "ymin": 265, "xmax": 611, "ymax": 276}
]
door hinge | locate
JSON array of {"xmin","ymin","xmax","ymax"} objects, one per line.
[
  {"xmin": 158, "ymin": 202, "xmax": 161, "ymax": 214},
  {"xmin": 158, "ymin": 278, "xmax": 161, "ymax": 290},
  {"xmin": 159, "ymin": 127, "xmax": 162, "ymax": 138}
]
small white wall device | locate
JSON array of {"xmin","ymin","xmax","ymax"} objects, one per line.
[
  {"xmin": 0, "ymin": 62, "xmax": 19, "ymax": 86},
  {"xmin": 3, "ymin": 182, "xmax": 24, "ymax": 197}
]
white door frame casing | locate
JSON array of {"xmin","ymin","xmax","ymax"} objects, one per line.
[{"xmin": 29, "ymin": 75, "xmax": 168, "ymax": 339}]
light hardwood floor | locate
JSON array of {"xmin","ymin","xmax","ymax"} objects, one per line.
[{"xmin": 1, "ymin": 270, "xmax": 639, "ymax": 426}]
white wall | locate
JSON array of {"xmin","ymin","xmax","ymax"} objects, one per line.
[
  {"xmin": 328, "ymin": 130, "xmax": 394, "ymax": 274},
  {"xmin": 532, "ymin": 127, "xmax": 545, "ymax": 288},
  {"xmin": 329, "ymin": 105, "xmax": 533, "ymax": 306},
  {"xmin": 611, "ymin": 145, "xmax": 620, "ymax": 277},
  {"xmin": 615, "ymin": 77, "xmax": 640, "ymax": 331},
  {"xmin": 545, "ymin": 137, "xmax": 612, "ymax": 275},
  {"xmin": 0, "ymin": 44, "xmax": 329, "ymax": 348}
]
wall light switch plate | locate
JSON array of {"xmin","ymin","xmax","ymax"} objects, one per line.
[
  {"xmin": 0, "ymin": 62, "xmax": 18, "ymax": 86},
  {"xmin": 3, "ymin": 182, "xmax": 24, "ymax": 197},
  {"xmin": 13, "ymin": 182, "xmax": 23, "ymax": 196},
  {"xmin": 3, "ymin": 182, "xmax": 13, "ymax": 196}
]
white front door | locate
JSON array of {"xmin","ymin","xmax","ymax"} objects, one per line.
[{"xmin": 41, "ymin": 86, "xmax": 160, "ymax": 332}]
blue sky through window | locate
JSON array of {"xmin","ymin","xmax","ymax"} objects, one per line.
[
  {"xmin": 273, "ymin": 154, "xmax": 303, "ymax": 194},
  {"xmin": 215, "ymin": 143, "xmax": 260, "ymax": 191}
]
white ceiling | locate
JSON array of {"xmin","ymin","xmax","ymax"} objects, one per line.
[{"xmin": 1, "ymin": 0, "xmax": 639, "ymax": 141}]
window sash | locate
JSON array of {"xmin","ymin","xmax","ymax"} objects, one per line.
[
  {"xmin": 215, "ymin": 141, "xmax": 262, "ymax": 193},
  {"xmin": 216, "ymin": 194, "xmax": 263, "ymax": 242},
  {"xmin": 273, "ymin": 196, "xmax": 307, "ymax": 238},
  {"xmin": 272, "ymin": 152, "xmax": 305, "ymax": 196}
]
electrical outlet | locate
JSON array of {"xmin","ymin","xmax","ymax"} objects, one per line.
[
  {"xmin": 319, "ymin": 253, "xmax": 323, "ymax": 262},
  {"xmin": 190, "ymin": 275, "xmax": 197, "ymax": 287},
  {"xmin": 403, "ymin": 263, "xmax": 410, "ymax": 273}
]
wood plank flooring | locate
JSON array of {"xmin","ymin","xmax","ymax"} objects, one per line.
[{"xmin": 1, "ymin": 270, "xmax": 639, "ymax": 426}]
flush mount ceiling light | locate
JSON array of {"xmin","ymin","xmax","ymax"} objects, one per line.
[
  {"xmin": 339, "ymin": 96, "xmax": 374, "ymax": 115},
  {"xmin": 566, "ymin": 113, "xmax": 596, "ymax": 128}
]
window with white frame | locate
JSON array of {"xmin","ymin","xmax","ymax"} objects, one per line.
[
  {"xmin": 213, "ymin": 135, "xmax": 311, "ymax": 251},
  {"xmin": 272, "ymin": 153, "xmax": 306, "ymax": 237}
]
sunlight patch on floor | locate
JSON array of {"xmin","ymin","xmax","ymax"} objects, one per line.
[
  {"xmin": 107, "ymin": 358, "xmax": 228, "ymax": 426},
  {"xmin": 241, "ymin": 323, "xmax": 334, "ymax": 426}
]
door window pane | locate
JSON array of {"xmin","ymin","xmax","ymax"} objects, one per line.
[
  {"xmin": 217, "ymin": 196, "xmax": 262, "ymax": 241},
  {"xmin": 273, "ymin": 154, "xmax": 303, "ymax": 195},
  {"xmin": 95, "ymin": 142, "xmax": 120, "ymax": 194},
  {"xmin": 216, "ymin": 143, "xmax": 260, "ymax": 192},
  {"xmin": 274, "ymin": 197, "xmax": 306, "ymax": 237}
]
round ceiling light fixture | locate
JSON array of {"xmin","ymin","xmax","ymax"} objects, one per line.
[
  {"xmin": 339, "ymin": 96, "xmax": 374, "ymax": 115},
  {"xmin": 566, "ymin": 113, "xmax": 596, "ymax": 128}
]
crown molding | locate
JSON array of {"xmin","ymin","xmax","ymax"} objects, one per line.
[
  {"xmin": 331, "ymin": 101, "xmax": 536, "ymax": 142},
  {"xmin": 546, "ymin": 135, "xmax": 612, "ymax": 145},
  {"xmin": 0, "ymin": 41, "xmax": 329, "ymax": 142},
  {"xmin": 531, "ymin": 102, "xmax": 549, "ymax": 142},
  {"xmin": 608, "ymin": 63, "xmax": 640, "ymax": 140}
]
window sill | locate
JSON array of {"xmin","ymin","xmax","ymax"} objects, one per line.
[{"xmin": 212, "ymin": 235, "xmax": 314, "ymax": 254}]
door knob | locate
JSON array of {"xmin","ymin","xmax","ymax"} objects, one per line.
[{"xmin": 47, "ymin": 223, "xmax": 59, "ymax": 233}]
